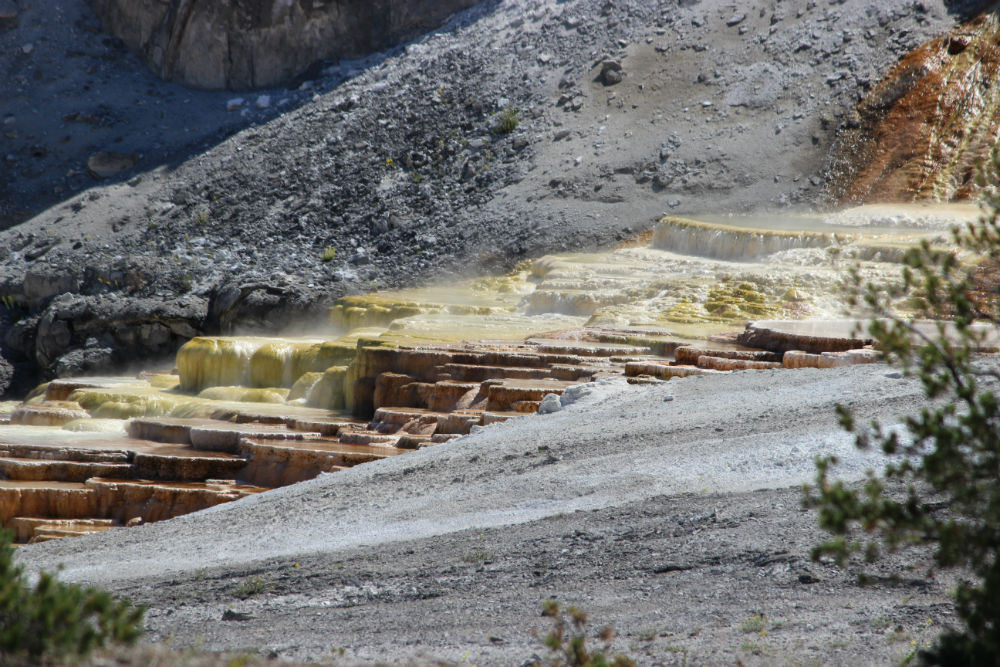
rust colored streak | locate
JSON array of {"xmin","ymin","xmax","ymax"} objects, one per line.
[{"xmin": 829, "ymin": 11, "xmax": 1000, "ymax": 205}]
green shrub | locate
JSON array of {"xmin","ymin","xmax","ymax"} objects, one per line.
[
  {"xmin": 0, "ymin": 529, "xmax": 144, "ymax": 662},
  {"xmin": 804, "ymin": 157, "xmax": 1000, "ymax": 663},
  {"xmin": 321, "ymin": 246, "xmax": 337, "ymax": 262},
  {"xmin": 536, "ymin": 600, "xmax": 634, "ymax": 667},
  {"xmin": 233, "ymin": 575, "xmax": 271, "ymax": 599},
  {"xmin": 495, "ymin": 107, "xmax": 520, "ymax": 134}
]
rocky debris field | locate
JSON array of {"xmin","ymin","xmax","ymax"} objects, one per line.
[
  {"xmin": 20, "ymin": 365, "xmax": 965, "ymax": 664},
  {"xmin": 0, "ymin": 0, "xmax": 975, "ymax": 393}
]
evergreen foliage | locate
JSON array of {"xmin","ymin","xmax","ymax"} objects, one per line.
[
  {"xmin": 0, "ymin": 529, "xmax": 144, "ymax": 662},
  {"xmin": 805, "ymin": 157, "xmax": 1000, "ymax": 664}
]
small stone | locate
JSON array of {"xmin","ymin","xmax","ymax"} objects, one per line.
[
  {"xmin": 600, "ymin": 60, "xmax": 623, "ymax": 86},
  {"xmin": 726, "ymin": 13, "xmax": 746, "ymax": 27},
  {"xmin": 86, "ymin": 151, "xmax": 139, "ymax": 179},
  {"xmin": 226, "ymin": 97, "xmax": 245, "ymax": 111},
  {"xmin": 884, "ymin": 371, "xmax": 903, "ymax": 379},
  {"xmin": 21, "ymin": 43, "xmax": 34, "ymax": 55},
  {"xmin": 255, "ymin": 95, "xmax": 271, "ymax": 109},
  {"xmin": 603, "ymin": 69, "xmax": 623, "ymax": 85},
  {"xmin": 663, "ymin": 394, "xmax": 674, "ymax": 402},
  {"xmin": 553, "ymin": 129, "xmax": 571, "ymax": 141},
  {"xmin": 537, "ymin": 393, "xmax": 562, "ymax": 414},
  {"xmin": 559, "ymin": 384, "xmax": 591, "ymax": 406},
  {"xmin": 2, "ymin": 116, "xmax": 14, "ymax": 125}
]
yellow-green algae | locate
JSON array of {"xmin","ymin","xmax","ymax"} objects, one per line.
[
  {"xmin": 287, "ymin": 372, "xmax": 324, "ymax": 402},
  {"xmin": 286, "ymin": 367, "xmax": 348, "ymax": 410},
  {"xmin": 328, "ymin": 281, "xmax": 527, "ymax": 331},
  {"xmin": 147, "ymin": 374, "xmax": 181, "ymax": 391},
  {"xmin": 176, "ymin": 336, "xmax": 354, "ymax": 392},
  {"xmin": 248, "ymin": 341, "xmax": 354, "ymax": 388},
  {"xmin": 67, "ymin": 381, "xmax": 337, "ymax": 421},
  {"xmin": 0, "ymin": 401, "xmax": 22, "ymax": 418},
  {"xmin": 662, "ymin": 282, "xmax": 783, "ymax": 324}
]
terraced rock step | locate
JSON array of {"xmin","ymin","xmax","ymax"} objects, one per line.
[
  {"xmin": 238, "ymin": 438, "xmax": 404, "ymax": 487},
  {"xmin": 2, "ymin": 315, "xmax": 897, "ymax": 542},
  {"xmin": 11, "ymin": 402, "xmax": 91, "ymax": 426},
  {"xmin": 8, "ymin": 517, "xmax": 115, "ymax": 544},
  {"xmin": 10, "ymin": 211, "xmax": 943, "ymax": 542},
  {"xmin": 0, "ymin": 457, "xmax": 133, "ymax": 483}
]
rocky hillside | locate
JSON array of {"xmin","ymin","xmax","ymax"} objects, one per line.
[{"xmin": 0, "ymin": 0, "xmax": 979, "ymax": 395}]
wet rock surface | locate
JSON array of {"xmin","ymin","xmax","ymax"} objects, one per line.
[{"xmin": 0, "ymin": 222, "xmax": 917, "ymax": 546}]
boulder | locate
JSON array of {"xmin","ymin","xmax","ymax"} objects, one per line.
[
  {"xmin": 52, "ymin": 342, "xmax": 116, "ymax": 378},
  {"xmin": 0, "ymin": 352, "xmax": 13, "ymax": 396},
  {"xmin": 86, "ymin": 0, "xmax": 482, "ymax": 90},
  {"xmin": 23, "ymin": 269, "xmax": 80, "ymax": 309},
  {"xmin": 207, "ymin": 278, "xmax": 327, "ymax": 334},
  {"xmin": 33, "ymin": 294, "xmax": 207, "ymax": 374},
  {"xmin": 86, "ymin": 151, "xmax": 139, "ymax": 179},
  {"xmin": 600, "ymin": 60, "xmax": 624, "ymax": 85}
]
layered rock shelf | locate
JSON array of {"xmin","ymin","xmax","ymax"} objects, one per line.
[{"xmin": 1, "ymin": 213, "xmax": 965, "ymax": 542}]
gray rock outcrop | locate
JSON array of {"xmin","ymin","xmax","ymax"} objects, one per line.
[
  {"xmin": 28, "ymin": 294, "xmax": 207, "ymax": 377},
  {"xmin": 207, "ymin": 276, "xmax": 329, "ymax": 334},
  {"xmin": 85, "ymin": 0, "xmax": 481, "ymax": 90}
]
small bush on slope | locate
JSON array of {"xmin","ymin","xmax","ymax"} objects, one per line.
[
  {"xmin": 534, "ymin": 600, "xmax": 635, "ymax": 667},
  {"xmin": 0, "ymin": 529, "xmax": 144, "ymax": 663}
]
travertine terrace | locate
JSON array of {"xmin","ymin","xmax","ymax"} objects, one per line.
[{"xmin": 0, "ymin": 210, "xmax": 971, "ymax": 543}]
